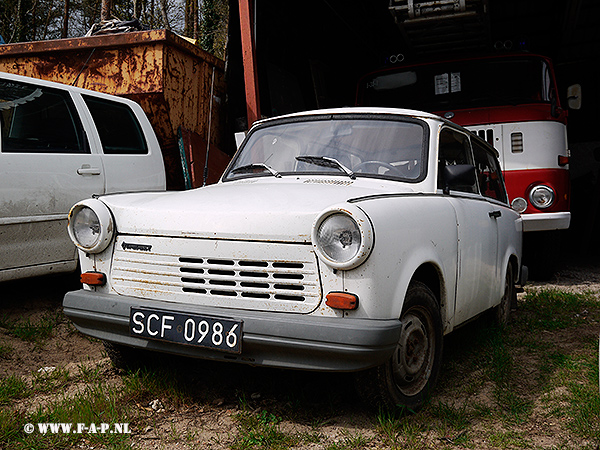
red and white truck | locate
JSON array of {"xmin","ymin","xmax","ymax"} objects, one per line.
[{"xmin": 357, "ymin": 53, "xmax": 580, "ymax": 277}]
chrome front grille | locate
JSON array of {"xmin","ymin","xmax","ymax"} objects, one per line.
[{"xmin": 111, "ymin": 236, "xmax": 321, "ymax": 313}]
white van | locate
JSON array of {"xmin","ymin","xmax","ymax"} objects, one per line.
[{"xmin": 0, "ymin": 72, "xmax": 166, "ymax": 282}]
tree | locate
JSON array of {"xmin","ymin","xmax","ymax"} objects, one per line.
[{"xmin": 0, "ymin": 0, "xmax": 229, "ymax": 58}]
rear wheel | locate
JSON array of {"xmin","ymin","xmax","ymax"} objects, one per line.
[
  {"xmin": 355, "ymin": 281, "xmax": 443, "ymax": 412},
  {"xmin": 494, "ymin": 264, "xmax": 516, "ymax": 325}
]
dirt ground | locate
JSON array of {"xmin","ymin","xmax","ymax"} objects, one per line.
[{"xmin": 1, "ymin": 259, "xmax": 599, "ymax": 449}]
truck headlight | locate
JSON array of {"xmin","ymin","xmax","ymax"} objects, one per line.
[
  {"xmin": 67, "ymin": 199, "xmax": 114, "ymax": 253},
  {"xmin": 312, "ymin": 206, "xmax": 373, "ymax": 270},
  {"xmin": 529, "ymin": 185, "xmax": 555, "ymax": 210}
]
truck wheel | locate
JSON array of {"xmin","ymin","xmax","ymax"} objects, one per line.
[
  {"xmin": 355, "ymin": 281, "xmax": 443, "ymax": 412},
  {"xmin": 494, "ymin": 264, "xmax": 515, "ymax": 326}
]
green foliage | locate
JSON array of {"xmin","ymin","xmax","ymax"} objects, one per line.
[
  {"xmin": 0, "ymin": 375, "xmax": 29, "ymax": 405},
  {"xmin": 0, "ymin": 314, "xmax": 57, "ymax": 342},
  {"xmin": 232, "ymin": 409, "xmax": 297, "ymax": 450},
  {"xmin": 519, "ymin": 289, "xmax": 598, "ymax": 330}
]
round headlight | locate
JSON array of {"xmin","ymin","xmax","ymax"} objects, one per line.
[
  {"xmin": 68, "ymin": 199, "xmax": 114, "ymax": 253},
  {"xmin": 511, "ymin": 197, "xmax": 528, "ymax": 213},
  {"xmin": 529, "ymin": 185, "xmax": 555, "ymax": 210},
  {"xmin": 312, "ymin": 206, "xmax": 374, "ymax": 270},
  {"xmin": 317, "ymin": 214, "xmax": 361, "ymax": 262}
]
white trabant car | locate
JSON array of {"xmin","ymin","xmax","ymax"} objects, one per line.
[
  {"xmin": 0, "ymin": 72, "xmax": 166, "ymax": 282},
  {"xmin": 63, "ymin": 107, "xmax": 523, "ymax": 410}
]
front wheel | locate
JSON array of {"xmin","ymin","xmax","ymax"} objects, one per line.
[{"xmin": 355, "ymin": 281, "xmax": 443, "ymax": 412}]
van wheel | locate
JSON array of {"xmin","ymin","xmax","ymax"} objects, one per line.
[
  {"xmin": 355, "ymin": 281, "xmax": 443, "ymax": 412},
  {"xmin": 494, "ymin": 264, "xmax": 515, "ymax": 326}
]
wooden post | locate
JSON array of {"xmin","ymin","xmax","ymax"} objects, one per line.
[{"xmin": 238, "ymin": 0, "xmax": 261, "ymax": 128}]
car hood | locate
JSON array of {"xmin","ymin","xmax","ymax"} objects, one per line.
[{"xmin": 101, "ymin": 178, "xmax": 415, "ymax": 243}]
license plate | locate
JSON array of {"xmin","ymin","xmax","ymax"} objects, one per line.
[{"xmin": 129, "ymin": 307, "xmax": 242, "ymax": 353}]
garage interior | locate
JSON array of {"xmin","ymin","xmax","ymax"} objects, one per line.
[{"xmin": 226, "ymin": 0, "xmax": 600, "ymax": 264}]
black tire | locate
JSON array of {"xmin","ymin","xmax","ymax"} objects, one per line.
[
  {"xmin": 355, "ymin": 281, "xmax": 443, "ymax": 412},
  {"xmin": 494, "ymin": 264, "xmax": 515, "ymax": 326}
]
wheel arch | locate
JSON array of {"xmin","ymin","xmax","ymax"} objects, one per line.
[{"xmin": 409, "ymin": 262, "xmax": 449, "ymax": 328}]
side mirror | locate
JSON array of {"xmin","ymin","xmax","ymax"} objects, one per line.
[
  {"xmin": 443, "ymin": 164, "xmax": 477, "ymax": 195},
  {"xmin": 567, "ymin": 84, "xmax": 582, "ymax": 110}
]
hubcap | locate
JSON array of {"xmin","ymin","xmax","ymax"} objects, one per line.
[{"xmin": 392, "ymin": 308, "xmax": 434, "ymax": 396}]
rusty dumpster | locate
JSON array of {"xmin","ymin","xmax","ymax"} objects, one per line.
[{"xmin": 0, "ymin": 29, "xmax": 230, "ymax": 189}]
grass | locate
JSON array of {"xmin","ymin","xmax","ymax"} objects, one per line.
[
  {"xmin": 0, "ymin": 287, "xmax": 598, "ymax": 449},
  {"xmin": 0, "ymin": 375, "xmax": 29, "ymax": 405},
  {"xmin": 232, "ymin": 409, "xmax": 297, "ymax": 450},
  {"xmin": 0, "ymin": 313, "xmax": 58, "ymax": 342}
]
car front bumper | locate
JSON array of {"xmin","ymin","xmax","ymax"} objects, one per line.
[{"xmin": 63, "ymin": 289, "xmax": 402, "ymax": 372}]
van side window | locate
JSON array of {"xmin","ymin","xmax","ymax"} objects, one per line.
[
  {"xmin": 83, "ymin": 95, "xmax": 148, "ymax": 155},
  {"xmin": 0, "ymin": 80, "xmax": 86, "ymax": 154},
  {"xmin": 472, "ymin": 139, "xmax": 508, "ymax": 203},
  {"xmin": 438, "ymin": 128, "xmax": 477, "ymax": 193}
]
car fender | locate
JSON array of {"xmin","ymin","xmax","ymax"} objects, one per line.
[{"xmin": 341, "ymin": 195, "xmax": 458, "ymax": 326}]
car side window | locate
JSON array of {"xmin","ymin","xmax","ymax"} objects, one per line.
[
  {"xmin": 438, "ymin": 128, "xmax": 477, "ymax": 193},
  {"xmin": 0, "ymin": 80, "xmax": 86, "ymax": 154},
  {"xmin": 471, "ymin": 138, "xmax": 508, "ymax": 203},
  {"xmin": 83, "ymin": 95, "xmax": 148, "ymax": 155}
]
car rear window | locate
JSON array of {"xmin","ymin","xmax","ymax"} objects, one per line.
[{"xmin": 83, "ymin": 95, "xmax": 148, "ymax": 155}]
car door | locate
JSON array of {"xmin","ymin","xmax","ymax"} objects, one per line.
[
  {"xmin": 0, "ymin": 76, "xmax": 105, "ymax": 277},
  {"xmin": 438, "ymin": 128, "xmax": 499, "ymax": 325},
  {"xmin": 79, "ymin": 93, "xmax": 166, "ymax": 193},
  {"xmin": 470, "ymin": 137, "xmax": 514, "ymax": 310}
]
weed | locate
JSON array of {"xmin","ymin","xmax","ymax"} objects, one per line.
[
  {"xmin": 31, "ymin": 367, "xmax": 70, "ymax": 393},
  {"xmin": 326, "ymin": 430, "xmax": 372, "ymax": 449},
  {"xmin": 78, "ymin": 362, "xmax": 105, "ymax": 383},
  {"xmin": 232, "ymin": 409, "xmax": 297, "ymax": 449},
  {"xmin": 488, "ymin": 430, "xmax": 530, "ymax": 448},
  {"xmin": 376, "ymin": 408, "xmax": 428, "ymax": 447},
  {"xmin": 0, "ymin": 343, "xmax": 12, "ymax": 359},
  {"xmin": 121, "ymin": 366, "xmax": 190, "ymax": 408},
  {"xmin": 0, "ymin": 374, "xmax": 29, "ymax": 404},
  {"xmin": 0, "ymin": 313, "xmax": 57, "ymax": 342},
  {"xmin": 519, "ymin": 289, "xmax": 598, "ymax": 331}
]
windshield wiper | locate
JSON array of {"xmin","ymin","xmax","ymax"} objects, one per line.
[
  {"xmin": 295, "ymin": 156, "xmax": 356, "ymax": 179},
  {"xmin": 230, "ymin": 163, "xmax": 282, "ymax": 178}
]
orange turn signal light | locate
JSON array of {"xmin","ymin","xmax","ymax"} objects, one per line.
[
  {"xmin": 80, "ymin": 271, "xmax": 106, "ymax": 286},
  {"xmin": 325, "ymin": 292, "xmax": 358, "ymax": 310}
]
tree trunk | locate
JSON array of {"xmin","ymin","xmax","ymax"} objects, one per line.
[
  {"xmin": 100, "ymin": 0, "xmax": 112, "ymax": 21},
  {"xmin": 62, "ymin": 0, "xmax": 70, "ymax": 38},
  {"xmin": 160, "ymin": 0, "xmax": 170, "ymax": 30}
]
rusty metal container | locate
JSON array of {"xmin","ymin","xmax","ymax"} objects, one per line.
[{"xmin": 0, "ymin": 29, "xmax": 230, "ymax": 189}]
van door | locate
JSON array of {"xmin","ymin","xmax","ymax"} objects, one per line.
[
  {"xmin": 0, "ymin": 78, "xmax": 105, "ymax": 276},
  {"xmin": 80, "ymin": 94, "xmax": 166, "ymax": 193}
]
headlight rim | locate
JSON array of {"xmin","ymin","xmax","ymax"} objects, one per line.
[
  {"xmin": 67, "ymin": 199, "xmax": 114, "ymax": 254},
  {"xmin": 529, "ymin": 184, "xmax": 555, "ymax": 210},
  {"xmin": 511, "ymin": 197, "xmax": 528, "ymax": 214},
  {"xmin": 311, "ymin": 206, "xmax": 374, "ymax": 270}
]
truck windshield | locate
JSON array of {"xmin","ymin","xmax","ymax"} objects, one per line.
[
  {"xmin": 224, "ymin": 117, "xmax": 426, "ymax": 182},
  {"xmin": 358, "ymin": 56, "xmax": 554, "ymax": 111}
]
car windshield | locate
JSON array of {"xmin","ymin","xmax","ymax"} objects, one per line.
[
  {"xmin": 358, "ymin": 56, "xmax": 555, "ymax": 111},
  {"xmin": 224, "ymin": 116, "xmax": 426, "ymax": 181}
]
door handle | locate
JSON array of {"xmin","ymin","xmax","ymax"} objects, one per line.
[
  {"xmin": 489, "ymin": 210, "xmax": 502, "ymax": 219},
  {"xmin": 77, "ymin": 164, "xmax": 101, "ymax": 176}
]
